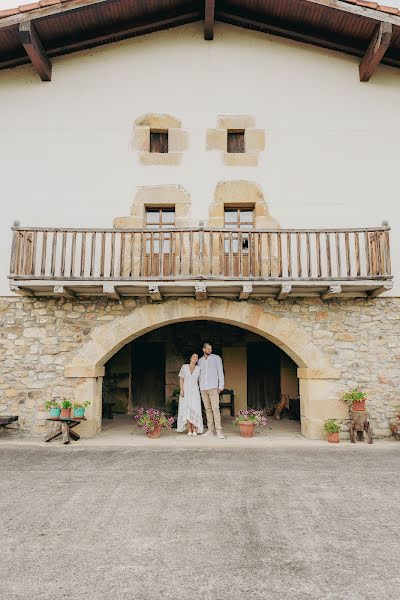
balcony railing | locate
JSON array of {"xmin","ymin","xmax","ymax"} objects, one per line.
[{"xmin": 9, "ymin": 225, "xmax": 392, "ymax": 299}]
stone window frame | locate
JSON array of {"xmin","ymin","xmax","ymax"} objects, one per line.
[
  {"xmin": 208, "ymin": 181, "xmax": 280, "ymax": 229},
  {"xmin": 133, "ymin": 114, "xmax": 188, "ymax": 166},
  {"xmin": 206, "ymin": 116, "xmax": 265, "ymax": 166},
  {"xmin": 113, "ymin": 185, "xmax": 191, "ymax": 229}
]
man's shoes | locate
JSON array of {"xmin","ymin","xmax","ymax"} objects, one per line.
[
  {"xmin": 187, "ymin": 431, "xmax": 192, "ymax": 436},
  {"xmin": 202, "ymin": 430, "xmax": 214, "ymax": 437},
  {"xmin": 217, "ymin": 432, "xmax": 225, "ymax": 439}
]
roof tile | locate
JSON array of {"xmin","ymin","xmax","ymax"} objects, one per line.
[
  {"xmin": 0, "ymin": 7, "xmax": 19, "ymax": 17},
  {"xmin": 18, "ymin": 2, "xmax": 41, "ymax": 12},
  {"xmin": 39, "ymin": 0, "xmax": 61, "ymax": 6},
  {"xmin": 376, "ymin": 4, "xmax": 400, "ymax": 14},
  {"xmin": 356, "ymin": 1, "xmax": 378, "ymax": 8}
]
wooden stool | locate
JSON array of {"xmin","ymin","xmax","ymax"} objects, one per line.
[{"xmin": 349, "ymin": 410, "xmax": 373, "ymax": 444}]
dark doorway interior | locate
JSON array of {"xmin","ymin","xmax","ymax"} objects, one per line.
[
  {"xmin": 247, "ymin": 342, "xmax": 281, "ymax": 411},
  {"xmin": 131, "ymin": 342, "xmax": 166, "ymax": 409}
]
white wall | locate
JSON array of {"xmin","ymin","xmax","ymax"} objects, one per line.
[{"xmin": 0, "ymin": 22, "xmax": 399, "ymax": 295}]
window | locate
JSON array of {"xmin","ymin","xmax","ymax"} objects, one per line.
[
  {"xmin": 150, "ymin": 130, "xmax": 168, "ymax": 153},
  {"xmin": 224, "ymin": 207, "xmax": 254, "ymax": 253},
  {"xmin": 146, "ymin": 207, "xmax": 175, "ymax": 253},
  {"xmin": 227, "ymin": 130, "xmax": 245, "ymax": 153}
]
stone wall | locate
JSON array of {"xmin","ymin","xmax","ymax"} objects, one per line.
[{"xmin": 0, "ymin": 295, "xmax": 399, "ymax": 438}]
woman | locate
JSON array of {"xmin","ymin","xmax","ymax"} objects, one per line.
[{"xmin": 177, "ymin": 353, "xmax": 204, "ymax": 436}]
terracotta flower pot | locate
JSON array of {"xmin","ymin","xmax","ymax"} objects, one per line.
[
  {"xmin": 351, "ymin": 400, "xmax": 366, "ymax": 412},
  {"xmin": 327, "ymin": 432, "xmax": 339, "ymax": 443},
  {"xmin": 147, "ymin": 425, "xmax": 162, "ymax": 439},
  {"xmin": 239, "ymin": 422, "xmax": 256, "ymax": 438},
  {"xmin": 60, "ymin": 408, "xmax": 71, "ymax": 419}
]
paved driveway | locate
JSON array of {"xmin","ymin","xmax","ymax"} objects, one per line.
[{"xmin": 0, "ymin": 445, "xmax": 399, "ymax": 600}]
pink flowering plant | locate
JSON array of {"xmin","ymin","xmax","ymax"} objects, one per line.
[
  {"xmin": 233, "ymin": 409, "xmax": 267, "ymax": 426},
  {"xmin": 134, "ymin": 408, "xmax": 174, "ymax": 433}
]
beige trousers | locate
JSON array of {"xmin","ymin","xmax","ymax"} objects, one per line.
[{"xmin": 201, "ymin": 388, "xmax": 222, "ymax": 434}]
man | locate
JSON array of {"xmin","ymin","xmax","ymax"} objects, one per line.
[{"xmin": 198, "ymin": 342, "xmax": 225, "ymax": 439}]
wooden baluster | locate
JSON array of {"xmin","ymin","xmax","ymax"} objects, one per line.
[
  {"xmin": 100, "ymin": 232, "xmax": 105, "ymax": 278},
  {"xmin": 169, "ymin": 231, "xmax": 174, "ymax": 277},
  {"xmin": 238, "ymin": 231, "xmax": 243, "ymax": 278},
  {"xmin": 228, "ymin": 231, "xmax": 233, "ymax": 277},
  {"xmin": 90, "ymin": 232, "xmax": 96, "ymax": 278},
  {"xmin": 70, "ymin": 231, "xmax": 76, "ymax": 277},
  {"xmin": 129, "ymin": 232, "xmax": 134, "ymax": 278},
  {"xmin": 219, "ymin": 231, "xmax": 224, "ymax": 276},
  {"xmin": 287, "ymin": 232, "xmax": 292, "ymax": 278},
  {"xmin": 267, "ymin": 232, "xmax": 272, "ymax": 278},
  {"xmin": 149, "ymin": 232, "xmax": 154, "ymax": 277},
  {"xmin": 364, "ymin": 231, "xmax": 371, "ymax": 276},
  {"xmin": 325, "ymin": 232, "xmax": 332, "ymax": 278},
  {"xmin": 209, "ymin": 231, "xmax": 213, "ymax": 277},
  {"xmin": 80, "ymin": 232, "xmax": 86, "ymax": 278},
  {"xmin": 354, "ymin": 231, "xmax": 360, "ymax": 277},
  {"xmin": 50, "ymin": 231, "xmax": 57, "ymax": 277},
  {"xmin": 277, "ymin": 232, "xmax": 282, "ymax": 277},
  {"xmin": 335, "ymin": 232, "xmax": 341, "ymax": 278},
  {"xmin": 159, "ymin": 231, "xmax": 163, "ymax": 277},
  {"xmin": 345, "ymin": 232, "xmax": 350, "ymax": 277},
  {"xmin": 15, "ymin": 232, "xmax": 22, "ymax": 275},
  {"xmin": 306, "ymin": 232, "xmax": 311, "ymax": 278},
  {"xmin": 60, "ymin": 231, "xmax": 66, "ymax": 277},
  {"xmin": 316, "ymin": 232, "xmax": 321, "ymax": 278},
  {"xmin": 256, "ymin": 232, "xmax": 261, "ymax": 278},
  {"xmin": 199, "ymin": 229, "xmax": 204, "ymax": 276},
  {"xmin": 296, "ymin": 232, "xmax": 302, "ymax": 278},
  {"xmin": 9, "ymin": 229, "xmax": 17, "ymax": 276},
  {"xmin": 139, "ymin": 231, "xmax": 145, "ymax": 278},
  {"xmin": 376, "ymin": 231, "xmax": 382, "ymax": 276},
  {"xmin": 384, "ymin": 229, "xmax": 391, "ymax": 276},
  {"xmin": 110, "ymin": 231, "xmax": 115, "ymax": 278},
  {"xmin": 119, "ymin": 232, "xmax": 125, "ymax": 278}
]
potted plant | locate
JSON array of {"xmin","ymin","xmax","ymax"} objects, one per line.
[
  {"xmin": 45, "ymin": 400, "xmax": 61, "ymax": 418},
  {"xmin": 134, "ymin": 408, "xmax": 174, "ymax": 438},
  {"xmin": 342, "ymin": 387, "xmax": 367, "ymax": 412},
  {"xmin": 73, "ymin": 401, "xmax": 90, "ymax": 418},
  {"xmin": 233, "ymin": 409, "xmax": 267, "ymax": 438},
  {"xmin": 324, "ymin": 419, "xmax": 340, "ymax": 443},
  {"xmin": 60, "ymin": 400, "xmax": 73, "ymax": 419}
]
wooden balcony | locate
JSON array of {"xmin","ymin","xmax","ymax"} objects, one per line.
[{"xmin": 9, "ymin": 225, "xmax": 392, "ymax": 300}]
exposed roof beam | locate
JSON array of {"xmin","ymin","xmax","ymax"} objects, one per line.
[
  {"xmin": 19, "ymin": 20, "xmax": 52, "ymax": 81},
  {"xmin": 321, "ymin": 284, "xmax": 342, "ymax": 301},
  {"xmin": 53, "ymin": 285, "xmax": 75, "ymax": 298},
  {"xmin": 204, "ymin": 0, "xmax": 215, "ymax": 40},
  {"xmin": 103, "ymin": 284, "xmax": 121, "ymax": 300},
  {"xmin": 10, "ymin": 284, "xmax": 34, "ymax": 297},
  {"xmin": 195, "ymin": 283, "xmax": 207, "ymax": 300},
  {"xmin": 276, "ymin": 284, "xmax": 292, "ymax": 301},
  {"xmin": 149, "ymin": 285, "xmax": 162, "ymax": 302},
  {"xmin": 239, "ymin": 283, "xmax": 252, "ymax": 301},
  {"xmin": 306, "ymin": 0, "xmax": 400, "ymax": 27},
  {"xmin": 359, "ymin": 22, "xmax": 392, "ymax": 82},
  {"xmin": 368, "ymin": 282, "xmax": 393, "ymax": 298}
]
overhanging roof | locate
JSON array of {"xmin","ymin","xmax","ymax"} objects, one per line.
[{"xmin": 0, "ymin": 0, "xmax": 399, "ymax": 81}]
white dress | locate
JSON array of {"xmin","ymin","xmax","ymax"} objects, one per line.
[{"xmin": 177, "ymin": 364, "xmax": 204, "ymax": 433}]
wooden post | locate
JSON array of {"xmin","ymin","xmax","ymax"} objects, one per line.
[
  {"xmin": 359, "ymin": 22, "xmax": 392, "ymax": 82},
  {"xmin": 19, "ymin": 21, "xmax": 52, "ymax": 81}
]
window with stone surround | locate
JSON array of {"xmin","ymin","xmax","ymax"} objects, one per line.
[
  {"xmin": 227, "ymin": 130, "xmax": 245, "ymax": 154},
  {"xmin": 224, "ymin": 206, "xmax": 254, "ymax": 252},
  {"xmin": 150, "ymin": 130, "xmax": 168, "ymax": 153},
  {"xmin": 146, "ymin": 207, "xmax": 175, "ymax": 253}
]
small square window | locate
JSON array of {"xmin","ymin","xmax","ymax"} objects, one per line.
[
  {"xmin": 227, "ymin": 130, "xmax": 245, "ymax": 153},
  {"xmin": 150, "ymin": 130, "xmax": 168, "ymax": 153}
]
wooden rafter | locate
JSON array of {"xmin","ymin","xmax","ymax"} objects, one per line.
[
  {"xmin": 19, "ymin": 20, "xmax": 52, "ymax": 81},
  {"xmin": 204, "ymin": 0, "xmax": 215, "ymax": 40},
  {"xmin": 359, "ymin": 22, "xmax": 392, "ymax": 82}
]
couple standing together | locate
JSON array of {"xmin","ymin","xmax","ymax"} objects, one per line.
[{"xmin": 177, "ymin": 342, "xmax": 225, "ymax": 439}]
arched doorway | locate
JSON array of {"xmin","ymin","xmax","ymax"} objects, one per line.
[
  {"xmin": 102, "ymin": 320, "xmax": 300, "ymax": 431},
  {"xmin": 64, "ymin": 298, "xmax": 342, "ymax": 439}
]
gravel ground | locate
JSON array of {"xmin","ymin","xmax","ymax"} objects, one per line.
[{"xmin": 0, "ymin": 445, "xmax": 399, "ymax": 600}]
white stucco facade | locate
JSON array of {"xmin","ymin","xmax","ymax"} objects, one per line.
[{"xmin": 0, "ymin": 22, "xmax": 399, "ymax": 295}]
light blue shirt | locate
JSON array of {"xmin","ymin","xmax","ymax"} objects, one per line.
[{"xmin": 198, "ymin": 354, "xmax": 224, "ymax": 392}]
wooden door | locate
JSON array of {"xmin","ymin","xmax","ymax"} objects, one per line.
[
  {"xmin": 247, "ymin": 342, "xmax": 281, "ymax": 411},
  {"xmin": 131, "ymin": 342, "xmax": 166, "ymax": 409}
]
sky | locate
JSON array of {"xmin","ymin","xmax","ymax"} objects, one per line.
[{"xmin": 0, "ymin": 0, "xmax": 400, "ymax": 7}]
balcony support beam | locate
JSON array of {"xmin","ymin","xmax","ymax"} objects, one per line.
[
  {"xmin": 239, "ymin": 284, "xmax": 252, "ymax": 301},
  {"xmin": 368, "ymin": 283, "xmax": 393, "ymax": 298},
  {"xmin": 276, "ymin": 284, "xmax": 292, "ymax": 301},
  {"xmin": 103, "ymin": 284, "xmax": 121, "ymax": 300},
  {"xmin": 204, "ymin": 0, "xmax": 215, "ymax": 40},
  {"xmin": 19, "ymin": 21, "xmax": 52, "ymax": 81},
  {"xmin": 149, "ymin": 285, "xmax": 162, "ymax": 302},
  {"xmin": 10, "ymin": 284, "xmax": 34, "ymax": 297},
  {"xmin": 321, "ymin": 285, "xmax": 342, "ymax": 301},
  {"xmin": 53, "ymin": 285, "xmax": 76, "ymax": 299},
  {"xmin": 195, "ymin": 283, "xmax": 207, "ymax": 300},
  {"xmin": 359, "ymin": 22, "xmax": 392, "ymax": 82}
]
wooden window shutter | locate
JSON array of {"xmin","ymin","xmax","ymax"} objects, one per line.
[
  {"xmin": 150, "ymin": 130, "xmax": 169, "ymax": 153},
  {"xmin": 227, "ymin": 130, "xmax": 245, "ymax": 153}
]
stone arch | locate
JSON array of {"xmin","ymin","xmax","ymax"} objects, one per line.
[{"xmin": 65, "ymin": 299, "xmax": 342, "ymax": 440}]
